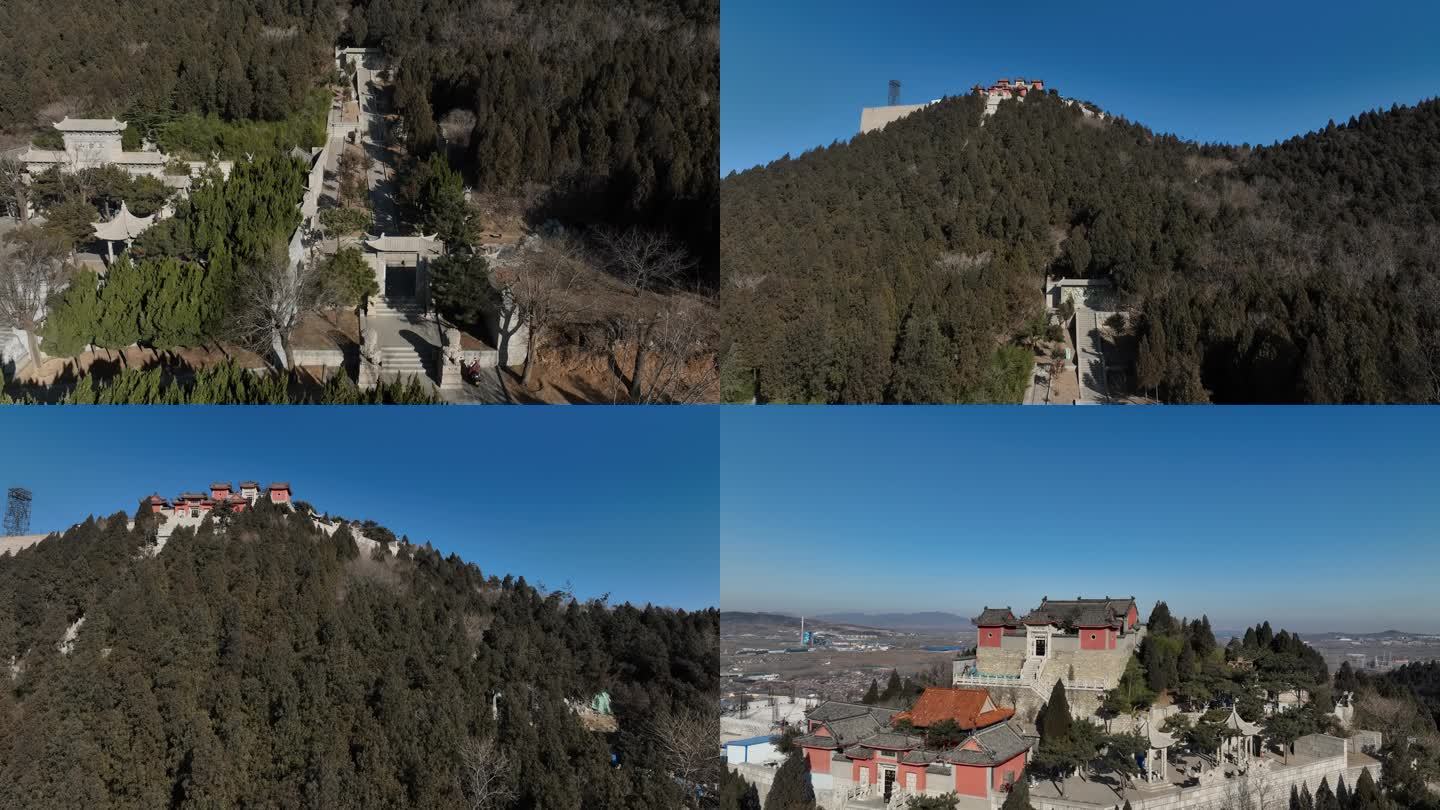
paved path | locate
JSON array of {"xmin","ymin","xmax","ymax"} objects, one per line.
[{"xmin": 356, "ymin": 55, "xmax": 400, "ymax": 234}]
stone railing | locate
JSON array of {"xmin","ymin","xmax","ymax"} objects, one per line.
[{"xmin": 953, "ymin": 672, "xmax": 1024, "ymax": 688}]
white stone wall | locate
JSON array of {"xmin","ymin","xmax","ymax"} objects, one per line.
[
  {"xmin": 859, "ymin": 102, "xmax": 934, "ymax": 134},
  {"xmin": 977, "ymin": 644, "xmax": 1026, "ymax": 676},
  {"xmin": 289, "ymin": 348, "xmax": 346, "ymax": 368},
  {"xmin": 1030, "ymin": 748, "xmax": 1379, "ymax": 810}
]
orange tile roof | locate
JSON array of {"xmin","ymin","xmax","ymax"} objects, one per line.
[{"xmin": 893, "ymin": 687, "xmax": 1015, "ymax": 731}]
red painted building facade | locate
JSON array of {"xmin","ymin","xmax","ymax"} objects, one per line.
[
  {"xmin": 796, "ymin": 687, "xmax": 1030, "ymax": 802},
  {"xmin": 143, "ymin": 481, "xmax": 294, "ymax": 518},
  {"xmin": 973, "ymin": 597, "xmax": 1140, "ymax": 650}
]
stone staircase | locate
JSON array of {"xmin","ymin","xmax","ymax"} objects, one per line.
[
  {"xmin": 369, "ymin": 296, "xmax": 426, "ymax": 320},
  {"xmin": 376, "ymin": 344, "xmax": 433, "ymax": 384},
  {"xmin": 1020, "ymin": 657, "xmax": 1045, "ymax": 683}
]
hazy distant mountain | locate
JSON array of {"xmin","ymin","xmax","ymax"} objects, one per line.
[
  {"xmin": 721, "ymin": 611, "xmax": 894, "ymax": 635},
  {"xmin": 818, "ymin": 611, "xmax": 974, "ymax": 631},
  {"xmin": 1303, "ymin": 629, "xmax": 1435, "ymax": 639}
]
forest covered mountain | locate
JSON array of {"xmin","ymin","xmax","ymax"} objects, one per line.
[
  {"xmin": 0, "ymin": 0, "xmax": 719, "ymax": 277},
  {"xmin": 0, "ymin": 0, "xmax": 339, "ymax": 132},
  {"xmin": 345, "ymin": 0, "xmax": 720, "ymax": 276},
  {"xmin": 0, "ymin": 500, "xmax": 717, "ymax": 808},
  {"xmin": 720, "ymin": 90, "xmax": 1440, "ymax": 403}
]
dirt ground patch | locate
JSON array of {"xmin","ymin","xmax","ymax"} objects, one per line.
[
  {"xmin": 294, "ymin": 309, "xmax": 360, "ymax": 350},
  {"xmin": 496, "ymin": 345, "xmax": 717, "ymax": 404}
]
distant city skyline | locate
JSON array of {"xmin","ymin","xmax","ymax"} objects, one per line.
[
  {"xmin": 722, "ymin": 0, "xmax": 1440, "ymax": 174},
  {"xmin": 1, "ymin": 408, "xmax": 719, "ymax": 611},
  {"xmin": 721, "ymin": 408, "xmax": 1440, "ymax": 633}
]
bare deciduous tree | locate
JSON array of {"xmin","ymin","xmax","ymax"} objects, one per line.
[
  {"xmin": 0, "ymin": 156, "xmax": 31, "ymax": 223},
  {"xmin": 438, "ymin": 108, "xmax": 478, "ymax": 148},
  {"xmin": 493, "ymin": 235, "xmax": 591, "ymax": 386},
  {"xmin": 0, "ymin": 226, "xmax": 72, "ymax": 369},
  {"xmin": 459, "ymin": 735, "xmax": 515, "ymax": 810},
  {"xmin": 594, "ymin": 227, "xmax": 696, "ymax": 293},
  {"xmin": 231, "ymin": 244, "xmax": 342, "ymax": 370},
  {"xmin": 605, "ymin": 296, "xmax": 717, "ymax": 404},
  {"xmin": 649, "ymin": 708, "xmax": 721, "ymax": 810}
]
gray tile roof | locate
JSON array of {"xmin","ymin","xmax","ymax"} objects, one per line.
[
  {"xmin": 973, "ymin": 607, "xmax": 1018, "ymax": 626},
  {"xmin": 795, "ymin": 734, "xmax": 838, "ymax": 750},
  {"xmin": 901, "ymin": 748, "xmax": 943, "ymax": 765},
  {"xmin": 1022, "ymin": 596, "xmax": 1135, "ymax": 628},
  {"xmin": 827, "ymin": 714, "xmax": 888, "ymax": 747},
  {"xmin": 942, "ymin": 724, "xmax": 1030, "ymax": 766},
  {"xmin": 855, "ymin": 732, "xmax": 924, "ymax": 751},
  {"xmin": 807, "ymin": 701, "xmax": 899, "ymax": 725},
  {"xmin": 807, "ymin": 701, "xmax": 876, "ymax": 723}
]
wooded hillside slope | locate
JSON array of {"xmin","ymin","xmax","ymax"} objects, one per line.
[
  {"xmin": 347, "ymin": 0, "xmax": 720, "ymax": 275},
  {"xmin": 0, "ymin": 0, "xmax": 340, "ymax": 132},
  {"xmin": 720, "ymin": 91, "xmax": 1440, "ymax": 403},
  {"xmin": 0, "ymin": 503, "xmax": 716, "ymax": 808}
]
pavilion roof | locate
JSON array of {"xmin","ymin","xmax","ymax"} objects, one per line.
[
  {"xmin": 1137, "ymin": 716, "xmax": 1177, "ymax": 749},
  {"xmin": 54, "ymin": 117, "xmax": 127, "ymax": 132},
  {"xmin": 1222, "ymin": 706, "xmax": 1261, "ymax": 737},
  {"xmin": 92, "ymin": 201, "xmax": 155, "ymax": 242},
  {"xmin": 364, "ymin": 233, "xmax": 443, "ymax": 255}
]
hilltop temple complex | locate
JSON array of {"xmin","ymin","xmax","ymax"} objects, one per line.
[
  {"xmin": 143, "ymin": 481, "xmax": 293, "ymax": 539},
  {"xmin": 730, "ymin": 595, "xmax": 1383, "ymax": 810},
  {"xmin": 795, "ymin": 687, "xmax": 1030, "ymax": 806},
  {"xmin": 955, "ymin": 596, "xmax": 1143, "ymax": 706}
]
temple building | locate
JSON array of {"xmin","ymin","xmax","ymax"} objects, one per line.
[
  {"xmin": 17, "ymin": 117, "xmax": 234, "ymax": 191},
  {"xmin": 362, "ymin": 233, "xmax": 443, "ymax": 310},
  {"xmin": 143, "ymin": 482, "xmax": 293, "ymax": 535},
  {"xmin": 976, "ymin": 596, "xmax": 1139, "ymax": 651},
  {"xmin": 795, "ymin": 686, "xmax": 1029, "ymax": 807},
  {"xmin": 959, "ymin": 597, "xmax": 1142, "ymax": 695},
  {"xmin": 20, "ymin": 118, "xmax": 166, "ymax": 176},
  {"xmin": 971, "ymin": 77, "xmax": 1046, "ymax": 98}
]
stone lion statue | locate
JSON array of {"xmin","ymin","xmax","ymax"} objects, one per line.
[
  {"xmin": 443, "ymin": 327, "xmax": 463, "ymax": 365},
  {"xmin": 362, "ymin": 327, "xmax": 381, "ymax": 365}
]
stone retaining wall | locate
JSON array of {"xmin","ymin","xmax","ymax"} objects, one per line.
[{"xmin": 290, "ymin": 348, "xmax": 347, "ymax": 368}]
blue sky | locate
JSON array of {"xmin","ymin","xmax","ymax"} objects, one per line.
[
  {"xmin": 0, "ymin": 407, "xmax": 718, "ymax": 610},
  {"xmin": 721, "ymin": 0, "xmax": 1440, "ymax": 175},
  {"xmin": 721, "ymin": 408, "xmax": 1440, "ymax": 633}
]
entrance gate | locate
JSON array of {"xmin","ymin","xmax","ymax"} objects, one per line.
[{"xmin": 385, "ymin": 266, "xmax": 417, "ymax": 299}]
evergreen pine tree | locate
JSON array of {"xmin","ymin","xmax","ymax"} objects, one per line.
[
  {"xmin": 1352, "ymin": 768, "xmax": 1381, "ymax": 810},
  {"xmin": 1001, "ymin": 778, "xmax": 1035, "ymax": 810},
  {"xmin": 884, "ymin": 669, "xmax": 902, "ymax": 701},
  {"xmin": 766, "ymin": 752, "xmax": 817, "ymax": 810},
  {"xmin": 862, "ymin": 679, "xmax": 880, "ymax": 705},
  {"xmin": 1041, "ymin": 681, "xmax": 1072, "ymax": 744}
]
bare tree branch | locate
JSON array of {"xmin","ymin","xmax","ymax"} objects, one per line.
[
  {"xmin": 606, "ymin": 296, "xmax": 718, "ymax": 403},
  {"xmin": 594, "ymin": 226, "xmax": 696, "ymax": 293},
  {"xmin": 493, "ymin": 234, "xmax": 592, "ymax": 386},
  {"xmin": 459, "ymin": 735, "xmax": 515, "ymax": 810},
  {"xmin": 230, "ymin": 242, "xmax": 341, "ymax": 369},
  {"xmin": 0, "ymin": 226, "xmax": 72, "ymax": 369},
  {"xmin": 649, "ymin": 708, "xmax": 721, "ymax": 810}
]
